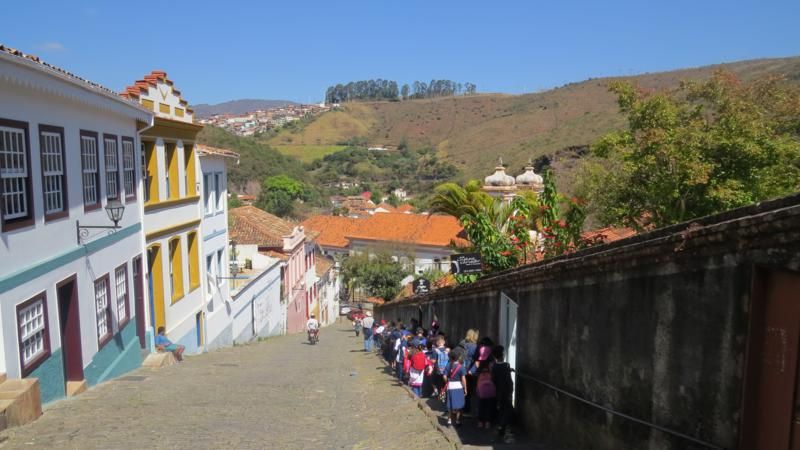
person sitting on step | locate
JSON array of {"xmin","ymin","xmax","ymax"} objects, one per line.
[{"xmin": 155, "ymin": 326, "xmax": 185, "ymax": 362}]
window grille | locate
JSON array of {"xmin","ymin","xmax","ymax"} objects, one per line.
[
  {"xmin": 95, "ymin": 277, "xmax": 110, "ymax": 342},
  {"xmin": 0, "ymin": 126, "xmax": 29, "ymax": 220},
  {"xmin": 81, "ymin": 136, "xmax": 99, "ymax": 206},
  {"xmin": 40, "ymin": 131, "xmax": 65, "ymax": 215},
  {"xmin": 18, "ymin": 297, "xmax": 46, "ymax": 366},
  {"xmin": 122, "ymin": 140, "xmax": 135, "ymax": 198},
  {"xmin": 115, "ymin": 266, "xmax": 128, "ymax": 324},
  {"xmin": 104, "ymin": 137, "xmax": 119, "ymax": 200}
]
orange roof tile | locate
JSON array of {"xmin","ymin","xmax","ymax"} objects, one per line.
[
  {"xmin": 197, "ymin": 144, "xmax": 240, "ymax": 159},
  {"xmin": 121, "ymin": 70, "xmax": 194, "ymax": 114},
  {"xmin": 0, "ymin": 44, "xmax": 144, "ymax": 109},
  {"xmin": 346, "ymin": 213, "xmax": 468, "ymax": 248},
  {"xmin": 304, "ymin": 213, "xmax": 468, "ymax": 249},
  {"xmin": 582, "ymin": 226, "xmax": 637, "ymax": 244},
  {"xmin": 229, "ymin": 206, "xmax": 295, "ymax": 247},
  {"xmin": 301, "ymin": 215, "xmax": 362, "ymax": 249},
  {"xmin": 396, "ymin": 204, "xmax": 415, "ymax": 213},
  {"xmin": 315, "ymin": 255, "xmax": 335, "ymax": 277}
]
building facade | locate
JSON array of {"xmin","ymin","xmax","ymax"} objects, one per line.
[
  {"xmin": 197, "ymin": 145, "xmax": 239, "ymax": 350},
  {"xmin": 229, "ymin": 206, "xmax": 317, "ymax": 334},
  {"xmin": 121, "ymin": 72, "xmax": 207, "ymax": 354},
  {"xmin": 0, "ymin": 47, "xmax": 153, "ymax": 403}
]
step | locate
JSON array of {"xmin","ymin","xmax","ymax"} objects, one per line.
[
  {"xmin": 142, "ymin": 351, "xmax": 177, "ymax": 369},
  {"xmin": 0, "ymin": 378, "xmax": 41, "ymax": 428},
  {"xmin": 66, "ymin": 380, "xmax": 88, "ymax": 397}
]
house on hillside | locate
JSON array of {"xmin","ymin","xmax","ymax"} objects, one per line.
[
  {"xmin": 229, "ymin": 206, "xmax": 317, "ymax": 334},
  {"xmin": 122, "ymin": 71, "xmax": 208, "ymax": 356},
  {"xmin": 303, "ymin": 213, "xmax": 468, "ymax": 275},
  {"xmin": 346, "ymin": 213, "xmax": 468, "ymax": 274},
  {"xmin": 0, "ymin": 46, "xmax": 153, "ymax": 405}
]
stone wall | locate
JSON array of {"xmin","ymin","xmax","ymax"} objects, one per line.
[{"xmin": 376, "ymin": 194, "xmax": 800, "ymax": 450}]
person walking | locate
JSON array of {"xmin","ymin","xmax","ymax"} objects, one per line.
[
  {"xmin": 362, "ymin": 312, "xmax": 375, "ymax": 352},
  {"xmin": 444, "ymin": 351, "xmax": 468, "ymax": 426}
]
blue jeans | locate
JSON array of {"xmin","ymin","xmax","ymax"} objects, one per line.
[
  {"xmin": 364, "ymin": 335, "xmax": 373, "ymax": 352},
  {"xmin": 396, "ymin": 361, "xmax": 404, "ymax": 380},
  {"xmin": 412, "ymin": 385, "xmax": 422, "ymax": 397}
]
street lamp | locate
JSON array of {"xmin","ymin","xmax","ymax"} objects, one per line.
[{"xmin": 76, "ymin": 200, "xmax": 126, "ymax": 244}]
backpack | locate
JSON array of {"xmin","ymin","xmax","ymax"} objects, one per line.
[
  {"xmin": 477, "ymin": 369, "xmax": 496, "ymax": 399},
  {"xmin": 411, "ymin": 352, "xmax": 427, "ymax": 371},
  {"xmin": 435, "ymin": 348, "xmax": 449, "ymax": 374}
]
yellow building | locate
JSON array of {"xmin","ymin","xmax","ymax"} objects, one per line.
[{"xmin": 122, "ymin": 72, "xmax": 206, "ymax": 352}]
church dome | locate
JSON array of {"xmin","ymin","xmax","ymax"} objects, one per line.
[
  {"xmin": 516, "ymin": 165, "xmax": 543, "ymax": 186},
  {"xmin": 484, "ymin": 165, "xmax": 516, "ymax": 187}
]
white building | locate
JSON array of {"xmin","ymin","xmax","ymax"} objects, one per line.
[
  {"xmin": 0, "ymin": 46, "xmax": 153, "ymax": 405},
  {"xmin": 121, "ymin": 71, "xmax": 207, "ymax": 355},
  {"xmin": 197, "ymin": 144, "xmax": 239, "ymax": 350}
]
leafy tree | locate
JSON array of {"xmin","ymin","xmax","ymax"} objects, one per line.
[
  {"xmin": 538, "ymin": 169, "xmax": 587, "ymax": 258},
  {"xmin": 342, "ymin": 252, "xmax": 408, "ymax": 301},
  {"xmin": 386, "ymin": 194, "xmax": 401, "ymax": 207},
  {"xmin": 430, "ymin": 180, "xmax": 494, "ymax": 221},
  {"xmin": 256, "ymin": 175, "xmax": 306, "ymax": 217},
  {"xmin": 257, "ymin": 189, "xmax": 294, "ymax": 217},
  {"xmin": 263, "ymin": 174, "xmax": 305, "ymax": 199},
  {"xmin": 228, "ymin": 192, "xmax": 243, "ymax": 209},
  {"xmin": 581, "ymin": 71, "xmax": 800, "ymax": 229},
  {"xmin": 401, "ymin": 84, "xmax": 410, "ymax": 100}
]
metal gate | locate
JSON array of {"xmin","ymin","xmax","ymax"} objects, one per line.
[{"xmin": 499, "ymin": 291, "xmax": 518, "ymax": 405}]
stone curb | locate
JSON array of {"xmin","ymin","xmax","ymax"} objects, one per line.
[{"xmin": 376, "ymin": 354, "xmax": 462, "ymax": 449}]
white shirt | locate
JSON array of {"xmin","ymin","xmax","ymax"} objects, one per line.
[{"xmin": 306, "ymin": 319, "xmax": 319, "ymax": 331}]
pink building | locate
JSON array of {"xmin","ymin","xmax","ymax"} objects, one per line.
[{"xmin": 228, "ymin": 206, "xmax": 317, "ymax": 334}]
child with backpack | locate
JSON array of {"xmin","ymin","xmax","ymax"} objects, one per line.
[
  {"xmin": 444, "ymin": 351, "xmax": 468, "ymax": 426},
  {"xmin": 475, "ymin": 351, "xmax": 497, "ymax": 428},
  {"xmin": 492, "ymin": 345, "xmax": 515, "ymax": 437},
  {"xmin": 408, "ymin": 341, "xmax": 430, "ymax": 397},
  {"xmin": 432, "ymin": 335, "xmax": 449, "ymax": 399}
]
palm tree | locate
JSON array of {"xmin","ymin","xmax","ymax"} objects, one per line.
[{"xmin": 429, "ymin": 180, "xmax": 494, "ymax": 220}]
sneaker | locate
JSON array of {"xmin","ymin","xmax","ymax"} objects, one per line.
[{"xmin": 447, "ymin": 418, "xmax": 452, "ymax": 426}]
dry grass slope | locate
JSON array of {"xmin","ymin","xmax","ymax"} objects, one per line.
[{"xmin": 267, "ymin": 57, "xmax": 800, "ymax": 182}]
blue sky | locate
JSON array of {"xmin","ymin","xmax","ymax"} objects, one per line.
[{"xmin": 5, "ymin": 0, "xmax": 800, "ymax": 104}]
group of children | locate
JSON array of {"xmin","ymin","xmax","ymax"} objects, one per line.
[{"xmin": 368, "ymin": 319, "xmax": 515, "ymax": 437}]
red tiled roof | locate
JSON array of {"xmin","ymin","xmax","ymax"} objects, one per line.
[
  {"xmin": 346, "ymin": 213, "xmax": 468, "ymax": 248},
  {"xmin": 260, "ymin": 250, "xmax": 289, "ymax": 261},
  {"xmin": 582, "ymin": 226, "xmax": 637, "ymax": 244},
  {"xmin": 121, "ymin": 70, "xmax": 193, "ymax": 113},
  {"xmin": 301, "ymin": 215, "xmax": 361, "ymax": 249},
  {"xmin": 0, "ymin": 44, "xmax": 143, "ymax": 109},
  {"xmin": 197, "ymin": 144, "xmax": 240, "ymax": 159},
  {"xmin": 229, "ymin": 206, "xmax": 295, "ymax": 247},
  {"xmin": 375, "ymin": 203, "xmax": 397, "ymax": 212},
  {"xmin": 315, "ymin": 254, "xmax": 335, "ymax": 277},
  {"xmin": 396, "ymin": 204, "xmax": 415, "ymax": 213}
]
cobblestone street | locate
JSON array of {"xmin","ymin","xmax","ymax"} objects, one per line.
[{"xmin": 0, "ymin": 322, "xmax": 450, "ymax": 449}]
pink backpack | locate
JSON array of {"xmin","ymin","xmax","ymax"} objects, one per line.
[{"xmin": 477, "ymin": 370, "xmax": 496, "ymax": 399}]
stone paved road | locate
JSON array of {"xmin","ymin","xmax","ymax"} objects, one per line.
[{"xmin": 0, "ymin": 322, "xmax": 450, "ymax": 450}]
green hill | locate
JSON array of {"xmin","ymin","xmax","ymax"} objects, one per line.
[{"xmin": 267, "ymin": 57, "xmax": 800, "ymax": 187}]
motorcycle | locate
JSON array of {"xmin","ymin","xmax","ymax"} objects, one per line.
[{"xmin": 307, "ymin": 328, "xmax": 319, "ymax": 345}]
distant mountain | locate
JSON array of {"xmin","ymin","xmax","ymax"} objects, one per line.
[{"xmin": 193, "ymin": 99, "xmax": 299, "ymax": 117}]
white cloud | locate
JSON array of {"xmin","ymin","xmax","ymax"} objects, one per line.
[{"xmin": 38, "ymin": 42, "xmax": 65, "ymax": 52}]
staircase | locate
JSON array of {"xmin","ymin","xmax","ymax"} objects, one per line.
[{"xmin": 0, "ymin": 374, "xmax": 42, "ymax": 431}]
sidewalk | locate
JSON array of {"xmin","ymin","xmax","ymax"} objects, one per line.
[{"xmin": 373, "ymin": 350, "xmax": 557, "ymax": 450}]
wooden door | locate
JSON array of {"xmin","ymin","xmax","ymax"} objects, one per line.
[
  {"xmin": 56, "ymin": 276, "xmax": 84, "ymax": 383},
  {"xmin": 133, "ymin": 256, "xmax": 146, "ymax": 348},
  {"xmin": 742, "ymin": 270, "xmax": 800, "ymax": 449}
]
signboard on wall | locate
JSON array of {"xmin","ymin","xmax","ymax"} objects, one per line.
[
  {"xmin": 450, "ymin": 253, "xmax": 482, "ymax": 274},
  {"xmin": 412, "ymin": 278, "xmax": 430, "ymax": 295}
]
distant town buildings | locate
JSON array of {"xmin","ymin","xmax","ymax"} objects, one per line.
[{"xmin": 197, "ymin": 104, "xmax": 332, "ymax": 136}]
